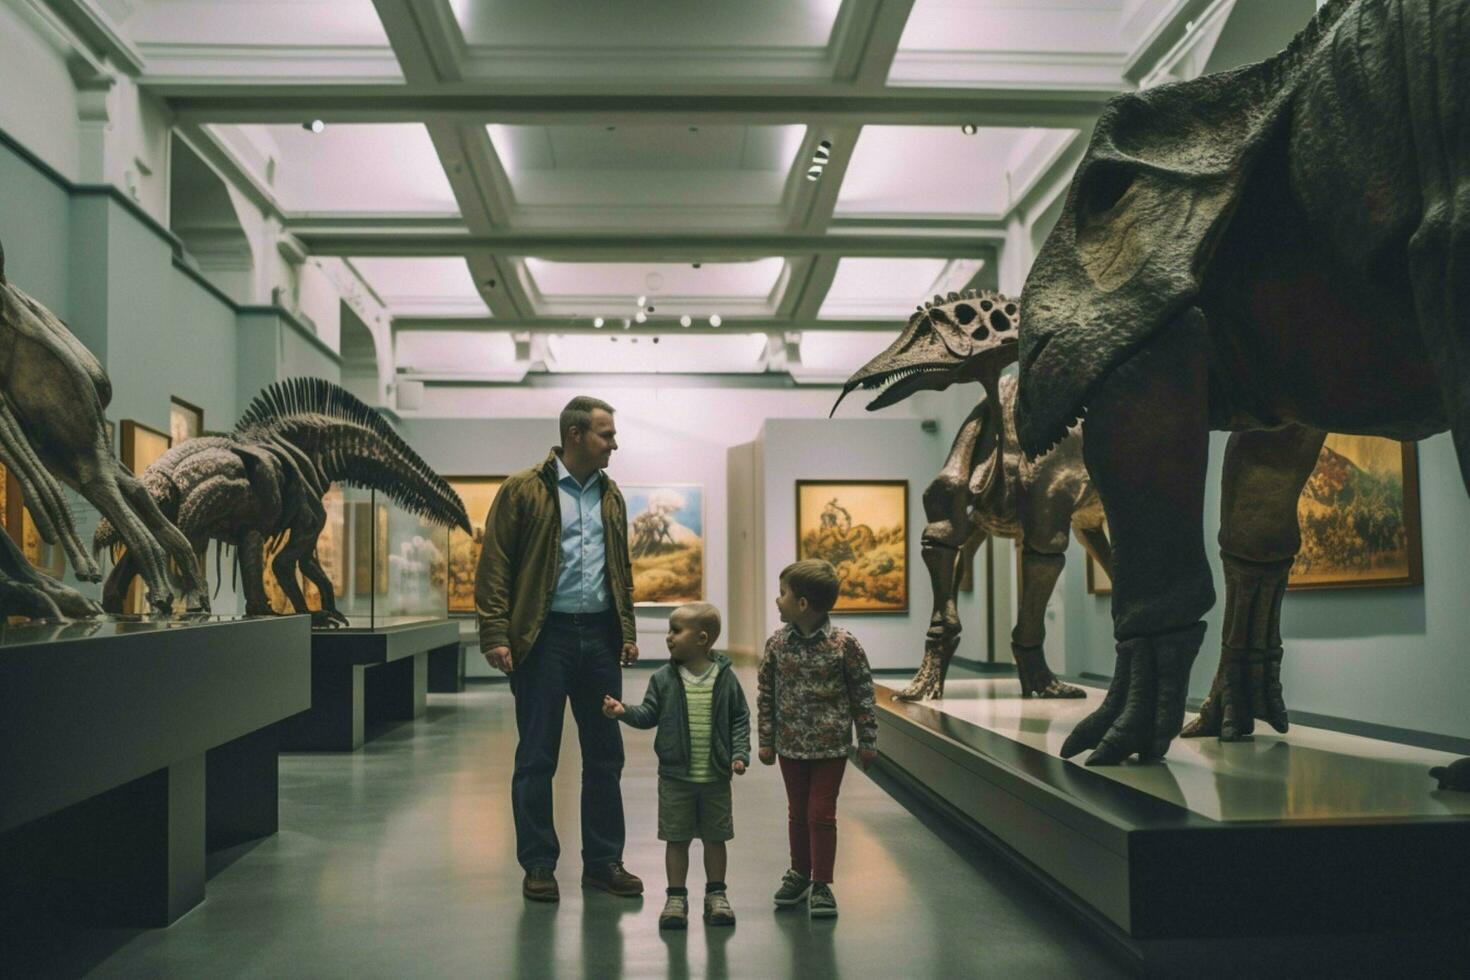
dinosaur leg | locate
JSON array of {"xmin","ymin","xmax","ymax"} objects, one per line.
[
  {"xmin": 298, "ymin": 550, "xmax": 348, "ymax": 628},
  {"xmin": 239, "ymin": 531, "xmax": 274, "ymax": 617},
  {"xmin": 1012, "ymin": 454, "xmax": 1088, "ymax": 698},
  {"xmin": 1061, "ymin": 314, "xmax": 1216, "ymax": 766},
  {"xmin": 0, "ymin": 397, "xmax": 99, "ymax": 581},
  {"xmin": 76, "ymin": 464, "xmax": 177, "ymax": 613},
  {"xmin": 1012, "ymin": 548, "xmax": 1084, "ymax": 698},
  {"xmin": 0, "ymin": 530, "xmax": 102, "ymax": 621},
  {"xmin": 113, "ymin": 466, "xmax": 210, "ymax": 606},
  {"xmin": 1183, "ymin": 426, "xmax": 1324, "ymax": 741},
  {"xmin": 101, "ymin": 547, "xmax": 140, "ymax": 614},
  {"xmin": 897, "ymin": 399, "xmax": 987, "ymax": 701}
]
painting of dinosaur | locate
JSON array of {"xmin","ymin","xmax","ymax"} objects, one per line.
[
  {"xmin": 834, "ymin": 290, "xmax": 1105, "ymax": 700},
  {"xmin": 96, "ymin": 377, "xmax": 470, "ymax": 627},
  {"xmin": 1016, "ymin": 0, "xmax": 1469, "ymax": 775}
]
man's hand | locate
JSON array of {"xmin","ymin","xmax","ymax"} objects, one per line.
[
  {"xmin": 857, "ymin": 747, "xmax": 878, "ymax": 771},
  {"xmin": 732, "ymin": 760, "xmax": 747, "ymax": 775},
  {"xmin": 485, "ymin": 645, "xmax": 513, "ymax": 674},
  {"xmin": 620, "ymin": 642, "xmax": 639, "ymax": 667},
  {"xmin": 758, "ymin": 747, "xmax": 775, "ymax": 766},
  {"xmin": 602, "ymin": 694, "xmax": 626, "ymax": 719}
]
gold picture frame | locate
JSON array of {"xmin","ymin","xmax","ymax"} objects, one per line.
[
  {"xmin": 795, "ymin": 480, "xmax": 909, "ymax": 614},
  {"xmin": 446, "ymin": 476, "xmax": 506, "ymax": 614}
]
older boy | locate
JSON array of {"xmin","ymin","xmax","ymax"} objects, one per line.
[
  {"xmin": 757, "ymin": 559, "xmax": 877, "ymax": 919},
  {"xmin": 603, "ymin": 602, "xmax": 750, "ymax": 929}
]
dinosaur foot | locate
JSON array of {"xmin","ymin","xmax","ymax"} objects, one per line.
[
  {"xmin": 311, "ymin": 608, "xmax": 350, "ymax": 629},
  {"xmin": 895, "ymin": 643, "xmax": 951, "ymax": 701},
  {"xmin": 1012, "ymin": 643, "xmax": 1085, "ymax": 699},
  {"xmin": 1429, "ymin": 758, "xmax": 1470, "ymax": 792},
  {"xmin": 1180, "ymin": 647, "xmax": 1288, "ymax": 741},
  {"xmin": 1060, "ymin": 622, "xmax": 1206, "ymax": 766},
  {"xmin": 1, "ymin": 572, "xmax": 104, "ymax": 621}
]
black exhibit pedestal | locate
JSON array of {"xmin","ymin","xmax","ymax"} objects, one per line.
[
  {"xmin": 427, "ymin": 640, "xmax": 466, "ymax": 693},
  {"xmin": 279, "ymin": 619, "xmax": 459, "ymax": 751},
  {"xmin": 0, "ymin": 616, "xmax": 311, "ymax": 930},
  {"xmin": 872, "ymin": 680, "xmax": 1470, "ymax": 977}
]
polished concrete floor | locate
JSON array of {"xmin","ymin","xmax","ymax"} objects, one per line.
[
  {"xmin": 16, "ymin": 661, "xmax": 1126, "ymax": 979},
  {"xmin": 920, "ymin": 677, "xmax": 1470, "ymax": 822}
]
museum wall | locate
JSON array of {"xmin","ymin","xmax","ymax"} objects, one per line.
[
  {"xmin": 0, "ymin": 2, "xmax": 81, "ymax": 182},
  {"xmin": 756, "ymin": 417, "xmax": 952, "ymax": 671}
]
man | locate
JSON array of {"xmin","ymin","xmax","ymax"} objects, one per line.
[{"xmin": 475, "ymin": 395, "xmax": 643, "ymax": 903}]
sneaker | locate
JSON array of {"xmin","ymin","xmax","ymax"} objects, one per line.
[
  {"xmin": 772, "ymin": 869, "xmax": 811, "ymax": 908},
  {"xmin": 659, "ymin": 893, "xmax": 689, "ymax": 930},
  {"xmin": 808, "ymin": 882, "xmax": 837, "ymax": 919},
  {"xmin": 582, "ymin": 861, "xmax": 644, "ymax": 897},
  {"xmin": 704, "ymin": 890, "xmax": 736, "ymax": 926},
  {"xmin": 522, "ymin": 867, "xmax": 559, "ymax": 903}
]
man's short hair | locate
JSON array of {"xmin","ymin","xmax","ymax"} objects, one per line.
[
  {"xmin": 559, "ymin": 395, "xmax": 615, "ymax": 443},
  {"xmin": 676, "ymin": 602, "xmax": 722, "ymax": 646},
  {"xmin": 780, "ymin": 559, "xmax": 840, "ymax": 614}
]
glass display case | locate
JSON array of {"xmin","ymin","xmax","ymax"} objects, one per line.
[{"xmin": 264, "ymin": 486, "xmax": 448, "ymax": 629}]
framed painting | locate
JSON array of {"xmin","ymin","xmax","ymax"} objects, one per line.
[
  {"xmin": 1085, "ymin": 552, "xmax": 1112, "ymax": 596},
  {"xmin": 446, "ymin": 476, "xmax": 506, "ymax": 613},
  {"xmin": 169, "ymin": 397, "xmax": 204, "ymax": 445},
  {"xmin": 2, "ymin": 465, "xmax": 66, "ymax": 579},
  {"xmin": 624, "ymin": 484, "xmax": 704, "ymax": 606},
  {"xmin": 120, "ymin": 419, "xmax": 172, "ymax": 612},
  {"xmin": 1289, "ymin": 435, "xmax": 1423, "ymax": 590},
  {"xmin": 796, "ymin": 480, "xmax": 908, "ymax": 614}
]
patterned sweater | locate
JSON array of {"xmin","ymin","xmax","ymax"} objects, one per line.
[{"xmin": 757, "ymin": 620, "xmax": 878, "ymax": 759}]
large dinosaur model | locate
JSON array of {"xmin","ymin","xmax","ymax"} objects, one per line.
[
  {"xmin": 0, "ymin": 239, "xmax": 206, "ymax": 619},
  {"xmin": 96, "ymin": 377, "xmax": 471, "ymax": 627},
  {"xmin": 1015, "ymin": 0, "xmax": 1466, "ymax": 771},
  {"xmin": 833, "ymin": 290, "xmax": 1105, "ymax": 700}
]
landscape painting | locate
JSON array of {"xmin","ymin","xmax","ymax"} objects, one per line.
[
  {"xmin": 796, "ymin": 480, "xmax": 907, "ymax": 613},
  {"xmin": 447, "ymin": 477, "xmax": 505, "ymax": 613},
  {"xmin": 624, "ymin": 484, "xmax": 704, "ymax": 605},
  {"xmin": 1290, "ymin": 435, "xmax": 1422, "ymax": 590}
]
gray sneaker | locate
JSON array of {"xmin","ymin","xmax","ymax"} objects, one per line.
[
  {"xmin": 704, "ymin": 890, "xmax": 736, "ymax": 926},
  {"xmin": 659, "ymin": 893, "xmax": 689, "ymax": 930},
  {"xmin": 808, "ymin": 882, "xmax": 837, "ymax": 919},
  {"xmin": 773, "ymin": 869, "xmax": 812, "ymax": 907}
]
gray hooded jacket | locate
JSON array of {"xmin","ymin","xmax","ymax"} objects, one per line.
[{"xmin": 618, "ymin": 652, "xmax": 752, "ymax": 780}]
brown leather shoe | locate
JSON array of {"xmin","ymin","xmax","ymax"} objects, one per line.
[
  {"xmin": 581, "ymin": 861, "xmax": 643, "ymax": 897},
  {"xmin": 523, "ymin": 867, "xmax": 559, "ymax": 903}
]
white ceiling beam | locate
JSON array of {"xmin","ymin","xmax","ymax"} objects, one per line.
[
  {"xmin": 369, "ymin": 0, "xmax": 463, "ymax": 84},
  {"xmin": 293, "ymin": 230, "xmax": 1005, "ymax": 260},
  {"xmin": 36, "ymin": 0, "xmax": 145, "ymax": 75},
  {"xmin": 839, "ymin": 0, "xmax": 919, "ymax": 89},
  {"xmin": 391, "ymin": 316, "xmax": 912, "ymax": 334},
  {"xmin": 161, "ymin": 88, "xmax": 1114, "ymax": 128}
]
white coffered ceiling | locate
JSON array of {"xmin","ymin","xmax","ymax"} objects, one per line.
[{"xmin": 66, "ymin": 0, "xmax": 1215, "ymax": 379}]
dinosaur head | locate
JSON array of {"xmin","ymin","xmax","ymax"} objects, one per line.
[{"xmin": 831, "ymin": 290, "xmax": 1019, "ymax": 415}]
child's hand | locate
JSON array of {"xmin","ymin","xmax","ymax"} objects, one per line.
[
  {"xmin": 732, "ymin": 760, "xmax": 746, "ymax": 775},
  {"xmin": 602, "ymin": 695, "xmax": 625, "ymax": 718},
  {"xmin": 758, "ymin": 747, "xmax": 775, "ymax": 766},
  {"xmin": 857, "ymin": 747, "xmax": 878, "ymax": 771}
]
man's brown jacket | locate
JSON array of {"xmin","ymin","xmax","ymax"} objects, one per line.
[{"xmin": 474, "ymin": 449, "xmax": 637, "ymax": 664}]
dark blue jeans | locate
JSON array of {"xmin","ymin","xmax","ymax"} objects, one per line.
[{"xmin": 510, "ymin": 610, "xmax": 625, "ymax": 872}]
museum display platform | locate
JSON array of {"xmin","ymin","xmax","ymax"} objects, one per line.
[
  {"xmin": 278, "ymin": 617, "xmax": 459, "ymax": 752},
  {"xmin": 0, "ymin": 615, "xmax": 311, "ymax": 928},
  {"xmin": 874, "ymin": 677, "xmax": 1470, "ymax": 975}
]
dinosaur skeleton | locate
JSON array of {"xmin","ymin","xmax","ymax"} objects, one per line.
[
  {"xmin": 0, "ymin": 239, "xmax": 205, "ymax": 620},
  {"xmin": 95, "ymin": 378, "xmax": 470, "ymax": 627},
  {"xmin": 1016, "ymin": 0, "xmax": 1469, "ymax": 780},
  {"xmin": 834, "ymin": 290, "xmax": 1104, "ymax": 700}
]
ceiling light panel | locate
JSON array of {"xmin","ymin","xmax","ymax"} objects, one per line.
[
  {"xmin": 837, "ymin": 126, "xmax": 1044, "ymax": 217},
  {"xmin": 128, "ymin": 0, "xmax": 391, "ymax": 47},
  {"xmin": 395, "ymin": 332, "xmax": 518, "ymax": 375},
  {"xmin": 349, "ymin": 258, "xmax": 488, "ymax": 317},
  {"xmin": 544, "ymin": 333, "xmax": 768, "ymax": 374},
  {"xmin": 242, "ymin": 124, "xmax": 459, "ymax": 214},
  {"xmin": 487, "ymin": 125, "xmax": 805, "ymax": 209},
  {"xmin": 524, "ymin": 259, "xmax": 785, "ymax": 303},
  {"xmin": 817, "ymin": 257, "xmax": 985, "ymax": 320}
]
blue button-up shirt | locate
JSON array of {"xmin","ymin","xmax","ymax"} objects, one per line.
[{"xmin": 550, "ymin": 456, "xmax": 611, "ymax": 613}]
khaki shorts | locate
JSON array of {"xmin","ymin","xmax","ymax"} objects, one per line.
[{"xmin": 657, "ymin": 776, "xmax": 734, "ymax": 843}]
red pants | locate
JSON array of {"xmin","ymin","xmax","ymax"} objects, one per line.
[{"xmin": 778, "ymin": 755, "xmax": 847, "ymax": 884}]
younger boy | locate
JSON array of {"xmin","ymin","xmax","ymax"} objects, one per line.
[
  {"xmin": 603, "ymin": 602, "xmax": 750, "ymax": 929},
  {"xmin": 757, "ymin": 559, "xmax": 877, "ymax": 920}
]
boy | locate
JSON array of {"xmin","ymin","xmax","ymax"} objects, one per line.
[
  {"xmin": 603, "ymin": 602, "xmax": 750, "ymax": 929},
  {"xmin": 757, "ymin": 559, "xmax": 877, "ymax": 920}
]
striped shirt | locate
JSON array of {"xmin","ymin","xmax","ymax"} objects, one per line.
[{"xmin": 679, "ymin": 662, "xmax": 718, "ymax": 783}]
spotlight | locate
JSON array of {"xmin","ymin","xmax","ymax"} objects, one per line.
[
  {"xmin": 813, "ymin": 140, "xmax": 832, "ymax": 164},
  {"xmin": 305, "ymin": 119, "xmax": 326, "ymax": 133},
  {"xmin": 637, "ymin": 295, "xmax": 647, "ymax": 306},
  {"xmin": 692, "ymin": 262, "xmax": 702, "ymax": 269},
  {"xmin": 635, "ymin": 311, "xmax": 647, "ymax": 324},
  {"xmin": 806, "ymin": 165, "xmax": 823, "ymax": 181},
  {"xmin": 679, "ymin": 314, "xmax": 692, "ymax": 328},
  {"xmin": 708, "ymin": 314, "xmax": 722, "ymax": 328},
  {"xmin": 622, "ymin": 318, "xmax": 632, "ymax": 329},
  {"xmin": 593, "ymin": 317, "xmax": 605, "ymax": 328},
  {"xmin": 961, "ymin": 123, "xmax": 978, "ymax": 135}
]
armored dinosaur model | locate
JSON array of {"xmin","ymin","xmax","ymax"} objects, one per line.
[
  {"xmin": 833, "ymin": 291, "xmax": 1105, "ymax": 701},
  {"xmin": 96, "ymin": 377, "xmax": 470, "ymax": 627},
  {"xmin": 1016, "ymin": 0, "xmax": 1468, "ymax": 774},
  {"xmin": 0, "ymin": 239, "xmax": 206, "ymax": 620}
]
